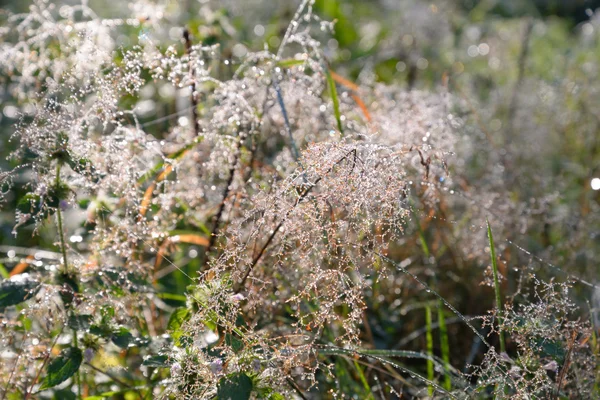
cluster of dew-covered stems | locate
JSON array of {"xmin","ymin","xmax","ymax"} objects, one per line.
[{"xmin": 0, "ymin": 0, "xmax": 598, "ymax": 399}]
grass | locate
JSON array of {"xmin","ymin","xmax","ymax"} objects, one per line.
[
  {"xmin": 0, "ymin": 0, "xmax": 598, "ymax": 398},
  {"xmin": 487, "ymin": 220, "xmax": 506, "ymax": 355}
]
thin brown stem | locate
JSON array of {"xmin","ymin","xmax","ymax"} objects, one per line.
[
  {"xmin": 84, "ymin": 362, "xmax": 136, "ymax": 390},
  {"xmin": 25, "ymin": 327, "xmax": 64, "ymax": 399},
  {"xmin": 203, "ymin": 131, "xmax": 246, "ymax": 267},
  {"xmin": 2, "ymin": 335, "xmax": 27, "ymax": 400},
  {"xmin": 554, "ymin": 330, "xmax": 577, "ymax": 399},
  {"xmin": 286, "ymin": 377, "xmax": 309, "ymax": 400},
  {"xmin": 183, "ymin": 29, "xmax": 201, "ymax": 137}
]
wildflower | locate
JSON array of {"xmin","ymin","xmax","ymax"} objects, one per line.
[
  {"xmin": 84, "ymin": 348, "xmax": 95, "ymax": 363},
  {"xmin": 209, "ymin": 359, "xmax": 223, "ymax": 375},
  {"xmin": 231, "ymin": 293, "xmax": 245, "ymax": 302},
  {"xmin": 170, "ymin": 362, "xmax": 182, "ymax": 376},
  {"xmin": 542, "ymin": 361, "xmax": 559, "ymax": 372}
]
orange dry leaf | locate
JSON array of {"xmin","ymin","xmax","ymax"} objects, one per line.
[
  {"xmin": 140, "ymin": 183, "xmax": 156, "ymax": 217},
  {"xmin": 140, "ymin": 165, "xmax": 174, "ymax": 217},
  {"xmin": 350, "ymin": 93, "xmax": 371, "ymax": 122},
  {"xmin": 157, "ymin": 164, "xmax": 174, "ymax": 182},
  {"xmin": 330, "ymin": 70, "xmax": 359, "ymax": 92},
  {"xmin": 330, "ymin": 70, "xmax": 372, "ymax": 122},
  {"xmin": 174, "ymin": 234, "xmax": 210, "ymax": 247},
  {"xmin": 10, "ymin": 255, "xmax": 33, "ymax": 277}
]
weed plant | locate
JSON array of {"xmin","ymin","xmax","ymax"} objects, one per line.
[{"xmin": 0, "ymin": 0, "xmax": 598, "ymax": 399}]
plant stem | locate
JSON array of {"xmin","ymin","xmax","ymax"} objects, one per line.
[
  {"xmin": 183, "ymin": 28, "xmax": 201, "ymax": 137},
  {"xmin": 55, "ymin": 164, "xmax": 68, "ymax": 270},
  {"xmin": 202, "ymin": 130, "xmax": 245, "ymax": 270},
  {"xmin": 73, "ymin": 331, "xmax": 81, "ymax": 400},
  {"xmin": 55, "ymin": 163, "xmax": 81, "ymax": 400}
]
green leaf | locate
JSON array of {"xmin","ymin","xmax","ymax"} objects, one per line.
[
  {"xmin": 40, "ymin": 347, "xmax": 83, "ymax": 390},
  {"xmin": 325, "ymin": 67, "xmax": 343, "ymax": 136},
  {"xmin": 15, "ymin": 185, "xmax": 68, "ymax": 226},
  {"xmin": 52, "ymin": 389, "xmax": 76, "ymax": 400},
  {"xmin": 110, "ymin": 327, "xmax": 149, "ymax": 348},
  {"xmin": 77, "ymin": 198, "xmax": 91, "ymax": 209},
  {"xmin": 17, "ymin": 193, "xmax": 43, "ymax": 215},
  {"xmin": 67, "ymin": 314, "xmax": 93, "ymax": 331},
  {"xmin": 111, "ymin": 327, "xmax": 134, "ymax": 348},
  {"xmin": 167, "ymin": 307, "xmax": 190, "ymax": 331},
  {"xmin": 0, "ymin": 277, "xmax": 41, "ymax": 308},
  {"xmin": 156, "ymin": 292, "xmax": 187, "ymax": 302},
  {"xmin": 97, "ymin": 268, "xmax": 153, "ymax": 295},
  {"xmin": 254, "ymin": 385, "xmax": 285, "ymax": 399},
  {"xmin": 224, "ymin": 334, "xmax": 244, "ymax": 353},
  {"xmin": 89, "ymin": 324, "xmax": 111, "ymax": 337},
  {"xmin": 65, "ymin": 156, "xmax": 100, "ymax": 182},
  {"xmin": 55, "ymin": 272, "xmax": 80, "ymax": 307},
  {"xmin": 142, "ymin": 355, "xmax": 172, "ymax": 367},
  {"xmin": 168, "ymin": 307, "xmax": 190, "ymax": 345},
  {"xmin": 217, "ymin": 373, "xmax": 253, "ymax": 400},
  {"xmin": 532, "ymin": 337, "xmax": 566, "ymax": 363},
  {"xmin": 22, "ymin": 147, "xmax": 39, "ymax": 161}
]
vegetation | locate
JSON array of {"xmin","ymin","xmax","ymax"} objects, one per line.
[{"xmin": 0, "ymin": 0, "xmax": 598, "ymax": 398}]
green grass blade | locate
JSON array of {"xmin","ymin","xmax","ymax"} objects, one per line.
[
  {"xmin": 276, "ymin": 58, "xmax": 306, "ymax": 68},
  {"xmin": 438, "ymin": 305, "xmax": 452, "ymax": 391},
  {"xmin": 317, "ymin": 346, "xmax": 459, "ymax": 399},
  {"xmin": 325, "ymin": 67, "xmax": 343, "ymax": 136},
  {"xmin": 487, "ymin": 220, "xmax": 505, "ymax": 354},
  {"xmin": 374, "ymin": 250, "xmax": 491, "ymax": 347},
  {"xmin": 0, "ymin": 262, "xmax": 9, "ymax": 279},
  {"xmin": 426, "ymin": 305, "xmax": 435, "ymax": 397},
  {"xmin": 317, "ymin": 346, "xmax": 466, "ymax": 385},
  {"xmin": 352, "ymin": 360, "xmax": 374, "ymax": 400}
]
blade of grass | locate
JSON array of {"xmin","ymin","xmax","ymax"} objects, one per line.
[
  {"xmin": 325, "ymin": 67, "xmax": 343, "ymax": 136},
  {"xmin": 487, "ymin": 220, "xmax": 505, "ymax": 354},
  {"xmin": 273, "ymin": 77, "xmax": 300, "ymax": 161},
  {"xmin": 276, "ymin": 58, "xmax": 307, "ymax": 68},
  {"xmin": 317, "ymin": 346, "xmax": 465, "ymax": 385},
  {"xmin": 317, "ymin": 346, "xmax": 460, "ymax": 399},
  {"xmin": 438, "ymin": 305, "xmax": 452, "ymax": 391},
  {"xmin": 156, "ymin": 292, "xmax": 187, "ymax": 302},
  {"xmin": 426, "ymin": 305, "xmax": 435, "ymax": 397},
  {"xmin": 0, "ymin": 262, "xmax": 8, "ymax": 279},
  {"xmin": 329, "ymin": 70, "xmax": 372, "ymax": 122},
  {"xmin": 413, "ymin": 207, "xmax": 453, "ymax": 391},
  {"xmin": 410, "ymin": 204, "xmax": 430, "ymax": 259},
  {"xmin": 352, "ymin": 360, "xmax": 375, "ymax": 400},
  {"xmin": 373, "ymin": 250, "xmax": 491, "ymax": 347}
]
